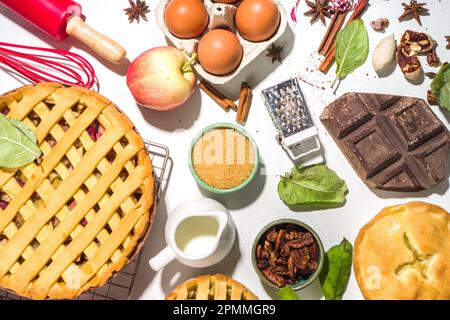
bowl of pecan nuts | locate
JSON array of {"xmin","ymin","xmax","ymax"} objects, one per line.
[{"xmin": 252, "ymin": 219, "xmax": 324, "ymax": 291}]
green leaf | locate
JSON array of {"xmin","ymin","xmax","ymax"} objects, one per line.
[
  {"xmin": 431, "ymin": 63, "xmax": 450, "ymax": 111},
  {"xmin": 277, "ymin": 286, "xmax": 300, "ymax": 300},
  {"xmin": 319, "ymin": 238, "xmax": 353, "ymax": 300},
  {"xmin": 277, "ymin": 164, "xmax": 348, "ymax": 206},
  {"xmin": 335, "ymin": 20, "xmax": 369, "ymax": 79},
  {"xmin": 437, "ymin": 83, "xmax": 450, "ymax": 110},
  {"xmin": 10, "ymin": 119, "xmax": 38, "ymax": 144},
  {"xmin": 0, "ymin": 114, "xmax": 42, "ymax": 168}
]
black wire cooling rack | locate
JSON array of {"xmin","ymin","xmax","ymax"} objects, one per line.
[{"xmin": 0, "ymin": 141, "xmax": 170, "ymax": 300}]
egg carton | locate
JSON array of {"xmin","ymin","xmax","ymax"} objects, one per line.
[{"xmin": 155, "ymin": 0, "xmax": 287, "ymax": 84}]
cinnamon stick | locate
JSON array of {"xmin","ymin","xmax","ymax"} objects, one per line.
[
  {"xmin": 319, "ymin": 0, "xmax": 369, "ymax": 73},
  {"xmin": 236, "ymin": 82, "xmax": 252, "ymax": 124},
  {"xmin": 199, "ymin": 80, "xmax": 237, "ymax": 111},
  {"xmin": 319, "ymin": 10, "xmax": 348, "ymax": 56}
]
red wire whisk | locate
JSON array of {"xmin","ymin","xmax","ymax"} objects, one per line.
[{"xmin": 0, "ymin": 42, "xmax": 96, "ymax": 89}]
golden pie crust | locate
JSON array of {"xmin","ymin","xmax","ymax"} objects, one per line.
[
  {"xmin": 354, "ymin": 202, "xmax": 450, "ymax": 300},
  {"xmin": 165, "ymin": 274, "xmax": 258, "ymax": 300},
  {"xmin": 0, "ymin": 83, "xmax": 154, "ymax": 299}
]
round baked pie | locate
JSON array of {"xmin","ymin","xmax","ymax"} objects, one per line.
[
  {"xmin": 0, "ymin": 83, "xmax": 154, "ymax": 299},
  {"xmin": 354, "ymin": 202, "xmax": 450, "ymax": 300},
  {"xmin": 165, "ymin": 274, "xmax": 258, "ymax": 300}
]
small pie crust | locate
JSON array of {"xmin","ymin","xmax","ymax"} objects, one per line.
[
  {"xmin": 165, "ymin": 274, "xmax": 258, "ymax": 300},
  {"xmin": 354, "ymin": 202, "xmax": 450, "ymax": 300}
]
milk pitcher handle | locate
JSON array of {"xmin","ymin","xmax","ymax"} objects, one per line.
[{"xmin": 149, "ymin": 247, "xmax": 176, "ymax": 271}]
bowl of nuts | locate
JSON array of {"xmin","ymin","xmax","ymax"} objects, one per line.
[{"xmin": 252, "ymin": 219, "xmax": 324, "ymax": 291}]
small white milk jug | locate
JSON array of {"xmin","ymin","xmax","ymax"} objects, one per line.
[{"xmin": 149, "ymin": 197, "xmax": 235, "ymax": 271}]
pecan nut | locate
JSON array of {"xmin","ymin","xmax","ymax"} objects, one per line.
[
  {"xmin": 427, "ymin": 49, "xmax": 441, "ymax": 67},
  {"xmin": 265, "ymin": 228, "xmax": 277, "ymax": 242},
  {"xmin": 370, "ymin": 18, "xmax": 389, "ymax": 32},
  {"xmin": 256, "ymin": 244, "xmax": 263, "ymax": 259},
  {"xmin": 287, "ymin": 233, "xmax": 314, "ymax": 249},
  {"xmin": 309, "ymin": 242, "xmax": 320, "ymax": 260},
  {"xmin": 262, "ymin": 240, "xmax": 273, "ymax": 259},
  {"xmin": 288, "ymin": 230, "xmax": 303, "ymax": 240},
  {"xmin": 268, "ymin": 251, "xmax": 279, "ymax": 267},
  {"xmin": 288, "ymin": 256, "xmax": 297, "ymax": 280},
  {"xmin": 263, "ymin": 269, "xmax": 286, "ymax": 287},
  {"xmin": 290, "ymin": 247, "xmax": 311, "ymax": 270},
  {"xmin": 275, "ymin": 229, "xmax": 287, "ymax": 251},
  {"xmin": 257, "ymin": 259, "xmax": 269, "ymax": 270},
  {"xmin": 268, "ymin": 265, "xmax": 290, "ymax": 277},
  {"xmin": 401, "ymin": 30, "xmax": 434, "ymax": 53},
  {"xmin": 397, "ymin": 43, "xmax": 423, "ymax": 82},
  {"xmin": 280, "ymin": 243, "xmax": 290, "ymax": 257}
]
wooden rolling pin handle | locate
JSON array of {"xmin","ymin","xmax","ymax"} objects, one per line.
[{"xmin": 65, "ymin": 16, "xmax": 126, "ymax": 64}]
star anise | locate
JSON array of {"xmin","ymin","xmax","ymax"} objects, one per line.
[
  {"xmin": 304, "ymin": 0, "xmax": 332, "ymax": 25},
  {"xmin": 266, "ymin": 44, "xmax": 283, "ymax": 64},
  {"xmin": 446, "ymin": 36, "xmax": 450, "ymax": 50},
  {"xmin": 398, "ymin": 1, "xmax": 429, "ymax": 26},
  {"xmin": 124, "ymin": 0, "xmax": 150, "ymax": 24}
]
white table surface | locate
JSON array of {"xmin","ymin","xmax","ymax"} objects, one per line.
[{"xmin": 0, "ymin": 0, "xmax": 449, "ymax": 300}]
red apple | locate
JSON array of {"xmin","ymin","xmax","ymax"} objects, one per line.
[{"xmin": 126, "ymin": 47, "xmax": 196, "ymax": 111}]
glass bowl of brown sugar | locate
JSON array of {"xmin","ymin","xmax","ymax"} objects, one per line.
[{"xmin": 188, "ymin": 123, "xmax": 260, "ymax": 194}]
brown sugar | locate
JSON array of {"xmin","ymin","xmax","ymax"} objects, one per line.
[{"xmin": 192, "ymin": 128, "xmax": 256, "ymax": 190}]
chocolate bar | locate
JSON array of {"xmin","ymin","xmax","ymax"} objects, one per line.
[{"xmin": 321, "ymin": 93, "xmax": 450, "ymax": 192}]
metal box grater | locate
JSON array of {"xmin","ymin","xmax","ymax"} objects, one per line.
[{"xmin": 261, "ymin": 78, "xmax": 321, "ymax": 160}]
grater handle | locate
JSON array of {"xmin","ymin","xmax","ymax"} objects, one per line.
[{"xmin": 283, "ymin": 136, "xmax": 321, "ymax": 161}]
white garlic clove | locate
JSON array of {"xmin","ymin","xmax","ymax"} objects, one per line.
[{"xmin": 372, "ymin": 34, "xmax": 396, "ymax": 74}]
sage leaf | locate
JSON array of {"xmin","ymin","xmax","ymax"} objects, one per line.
[
  {"xmin": 431, "ymin": 63, "xmax": 450, "ymax": 111},
  {"xmin": 278, "ymin": 164, "xmax": 348, "ymax": 206},
  {"xmin": 319, "ymin": 238, "xmax": 353, "ymax": 300},
  {"xmin": 0, "ymin": 114, "xmax": 41, "ymax": 168},
  {"xmin": 335, "ymin": 19, "xmax": 369, "ymax": 79},
  {"xmin": 277, "ymin": 286, "xmax": 300, "ymax": 300}
]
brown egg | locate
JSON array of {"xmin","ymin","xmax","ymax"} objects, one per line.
[
  {"xmin": 213, "ymin": 0, "xmax": 239, "ymax": 3},
  {"xmin": 197, "ymin": 29, "xmax": 243, "ymax": 75},
  {"xmin": 236, "ymin": 0, "xmax": 280, "ymax": 42},
  {"xmin": 165, "ymin": 0, "xmax": 209, "ymax": 39}
]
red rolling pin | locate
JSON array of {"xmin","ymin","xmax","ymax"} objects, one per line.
[{"xmin": 0, "ymin": 0, "xmax": 126, "ymax": 63}]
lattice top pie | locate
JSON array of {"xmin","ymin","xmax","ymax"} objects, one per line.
[
  {"xmin": 165, "ymin": 274, "xmax": 258, "ymax": 300},
  {"xmin": 0, "ymin": 83, "xmax": 154, "ymax": 299}
]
